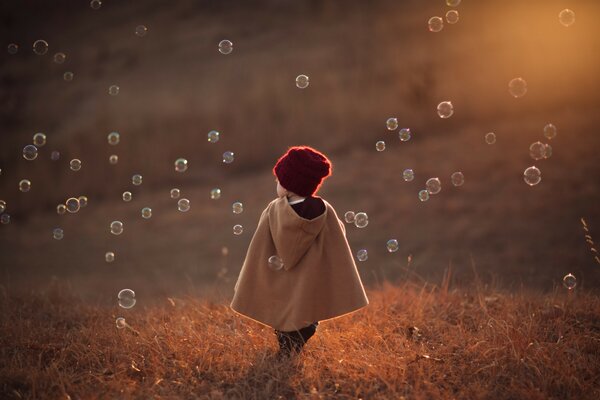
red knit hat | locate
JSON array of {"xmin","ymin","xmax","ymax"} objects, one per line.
[{"xmin": 273, "ymin": 146, "xmax": 332, "ymax": 197}]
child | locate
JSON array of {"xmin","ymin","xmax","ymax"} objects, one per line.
[{"xmin": 230, "ymin": 146, "xmax": 369, "ymax": 357}]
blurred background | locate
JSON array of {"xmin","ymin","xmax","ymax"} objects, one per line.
[{"xmin": 1, "ymin": 0, "xmax": 599, "ymax": 304}]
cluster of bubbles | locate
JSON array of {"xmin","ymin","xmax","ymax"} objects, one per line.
[
  {"xmin": 382, "ymin": 118, "xmax": 412, "ymax": 150},
  {"xmin": 268, "ymin": 255, "xmax": 284, "ymax": 271},
  {"xmin": 296, "ymin": 74, "xmax": 310, "ymax": 89},
  {"xmin": 521, "ymin": 122, "xmax": 558, "ymax": 186},
  {"xmin": 428, "ymin": 0, "xmax": 461, "ymax": 32}
]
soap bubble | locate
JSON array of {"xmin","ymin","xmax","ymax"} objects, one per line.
[
  {"xmin": 523, "ymin": 166, "xmax": 541, "ymax": 186},
  {"xmin": 428, "ymin": 16, "xmax": 444, "ymax": 32},
  {"xmin": 53, "ymin": 52, "xmax": 66, "ymax": 64},
  {"xmin": 7, "ymin": 43, "xmax": 18, "ymax": 55},
  {"xmin": 354, "ymin": 212, "xmax": 369, "ymax": 228},
  {"xmin": 19, "ymin": 179, "xmax": 31, "ymax": 192},
  {"xmin": 543, "ymin": 123, "xmax": 557, "ymax": 140},
  {"xmin": 268, "ymin": 255, "xmax": 284, "ymax": 271},
  {"xmin": 344, "ymin": 211, "xmax": 355, "ymax": 224},
  {"xmin": 135, "ymin": 25, "xmax": 148, "ymax": 37},
  {"xmin": 108, "ymin": 85, "xmax": 120, "ymax": 96},
  {"xmin": 437, "ymin": 101, "xmax": 454, "ymax": 118},
  {"xmin": 559, "ymin": 9, "xmax": 575, "ymax": 27},
  {"xmin": 178, "ymin": 198, "xmax": 190, "ymax": 212},
  {"xmin": 233, "ymin": 224, "xmax": 244, "ymax": 235},
  {"xmin": 57, "ymin": 204, "xmax": 66, "ymax": 214},
  {"xmin": 562, "ymin": 273, "xmax": 577, "ymax": 290},
  {"xmin": 110, "ymin": 221, "xmax": 124, "ymax": 235},
  {"xmin": 446, "ymin": 10, "xmax": 459, "ymax": 24},
  {"xmin": 403, "ymin": 169, "xmax": 415, "ymax": 182},
  {"xmin": 418, "ymin": 190, "xmax": 430, "ymax": 202},
  {"xmin": 122, "ymin": 191, "xmax": 132, "ymax": 202},
  {"xmin": 210, "ymin": 188, "xmax": 221, "ymax": 200},
  {"xmin": 0, "ymin": 214, "xmax": 10, "ymax": 224},
  {"xmin": 399, "ymin": 128, "xmax": 411, "ymax": 142},
  {"xmin": 375, "ymin": 141, "xmax": 386, "ymax": 152},
  {"xmin": 107, "ymin": 132, "xmax": 120, "ymax": 145},
  {"xmin": 446, "ymin": 0, "xmax": 461, "ymax": 6},
  {"xmin": 51, "ymin": 151, "xmax": 60, "ymax": 161},
  {"xmin": 90, "ymin": 0, "xmax": 102, "ymax": 10},
  {"xmin": 33, "ymin": 39, "xmax": 49, "ymax": 55},
  {"xmin": 296, "ymin": 74, "xmax": 310, "ymax": 89},
  {"xmin": 23, "ymin": 145, "xmax": 38, "ymax": 161},
  {"xmin": 208, "ymin": 130, "xmax": 220, "ymax": 143},
  {"xmin": 529, "ymin": 141, "xmax": 546, "ymax": 160},
  {"xmin": 65, "ymin": 197, "xmax": 80, "ymax": 213},
  {"xmin": 141, "ymin": 207, "xmax": 152, "ymax": 219},
  {"xmin": 63, "ymin": 72, "xmax": 74, "ymax": 81},
  {"xmin": 485, "ymin": 132, "xmax": 496, "ymax": 144},
  {"xmin": 232, "ymin": 201, "xmax": 244, "ymax": 214},
  {"xmin": 132, "ymin": 174, "xmax": 142, "ymax": 185},
  {"xmin": 109, "ymin": 154, "xmax": 118, "ymax": 164},
  {"xmin": 170, "ymin": 188, "xmax": 180, "ymax": 199},
  {"xmin": 53, "ymin": 228, "xmax": 64, "ymax": 240},
  {"xmin": 386, "ymin": 239, "xmax": 399, "ymax": 253},
  {"xmin": 218, "ymin": 39, "xmax": 233, "ymax": 54},
  {"xmin": 118, "ymin": 289, "xmax": 136, "ymax": 309},
  {"xmin": 451, "ymin": 172, "xmax": 465, "ymax": 186},
  {"xmin": 386, "ymin": 118, "xmax": 398, "ymax": 131},
  {"xmin": 105, "ymin": 251, "xmax": 115, "ymax": 263},
  {"xmin": 544, "ymin": 144, "xmax": 552, "ymax": 159},
  {"xmin": 426, "ymin": 177, "xmax": 442, "ymax": 194},
  {"xmin": 223, "ymin": 151, "xmax": 235, "ymax": 164},
  {"xmin": 70, "ymin": 159, "xmax": 82, "ymax": 171},
  {"xmin": 33, "ymin": 132, "xmax": 47, "ymax": 147},
  {"xmin": 175, "ymin": 158, "xmax": 188, "ymax": 172},
  {"xmin": 356, "ymin": 249, "xmax": 368, "ymax": 262},
  {"xmin": 0, "ymin": 200, "xmax": 5, "ymax": 213},
  {"xmin": 78, "ymin": 196, "xmax": 88, "ymax": 208},
  {"xmin": 508, "ymin": 77, "xmax": 527, "ymax": 98},
  {"xmin": 115, "ymin": 317, "xmax": 127, "ymax": 329}
]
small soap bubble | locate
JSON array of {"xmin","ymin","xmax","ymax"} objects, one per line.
[
  {"xmin": 63, "ymin": 71, "xmax": 74, "ymax": 81},
  {"xmin": 57, "ymin": 204, "xmax": 66, "ymax": 214},
  {"xmin": 356, "ymin": 249, "xmax": 368, "ymax": 262},
  {"xmin": 65, "ymin": 197, "xmax": 80, "ymax": 213},
  {"xmin": 296, "ymin": 74, "xmax": 310, "ymax": 89},
  {"xmin": 107, "ymin": 132, "xmax": 120, "ymax": 145},
  {"xmin": 51, "ymin": 151, "xmax": 60, "ymax": 161},
  {"xmin": 33, "ymin": 132, "xmax": 47, "ymax": 147},
  {"xmin": 233, "ymin": 224, "xmax": 244, "ymax": 235},
  {"xmin": 543, "ymin": 144, "xmax": 552, "ymax": 159},
  {"xmin": 0, "ymin": 200, "xmax": 5, "ymax": 214},
  {"xmin": 508, "ymin": 77, "xmax": 527, "ymax": 98},
  {"xmin": 117, "ymin": 289, "xmax": 136, "ymax": 309},
  {"xmin": 23, "ymin": 145, "xmax": 38, "ymax": 161},
  {"xmin": 399, "ymin": 128, "xmax": 411, "ymax": 142},
  {"xmin": 437, "ymin": 101, "xmax": 454, "ymax": 118},
  {"xmin": 386, "ymin": 239, "xmax": 399, "ymax": 253},
  {"xmin": 207, "ymin": 130, "xmax": 220, "ymax": 143},
  {"xmin": 0, "ymin": 214, "xmax": 10, "ymax": 224},
  {"xmin": 170, "ymin": 188, "xmax": 180, "ymax": 199},
  {"xmin": 543, "ymin": 123, "xmax": 557, "ymax": 140},
  {"xmin": 115, "ymin": 317, "xmax": 126, "ymax": 329},
  {"xmin": 559, "ymin": 9, "xmax": 575, "ymax": 27},
  {"xmin": 109, "ymin": 154, "xmax": 118, "ymax": 164},
  {"xmin": 428, "ymin": 16, "xmax": 444, "ymax": 32},
  {"xmin": 178, "ymin": 198, "xmax": 190, "ymax": 212},
  {"xmin": 141, "ymin": 207, "xmax": 152, "ymax": 219},
  {"xmin": 108, "ymin": 85, "xmax": 120, "ymax": 96},
  {"xmin": 446, "ymin": 0, "xmax": 461, "ymax": 6},
  {"xmin": 386, "ymin": 118, "xmax": 398, "ymax": 131},
  {"xmin": 418, "ymin": 189, "xmax": 430, "ymax": 202},
  {"xmin": 268, "ymin": 255, "xmax": 284, "ymax": 271},
  {"xmin": 218, "ymin": 39, "xmax": 233, "ymax": 54},
  {"xmin": 70, "ymin": 159, "xmax": 82, "ymax": 171},
  {"xmin": 110, "ymin": 220, "xmax": 124, "ymax": 235},
  {"xmin": 33, "ymin": 39, "xmax": 49, "ymax": 55},
  {"xmin": 529, "ymin": 141, "xmax": 546, "ymax": 160},
  {"xmin": 223, "ymin": 151, "xmax": 235, "ymax": 164},
  {"xmin": 485, "ymin": 132, "xmax": 496, "ymax": 144},
  {"xmin": 344, "ymin": 211, "xmax": 355, "ymax": 224},
  {"xmin": 79, "ymin": 196, "xmax": 88, "ymax": 208},
  {"xmin": 562, "ymin": 273, "xmax": 577, "ymax": 290},
  {"xmin": 19, "ymin": 179, "xmax": 31, "ymax": 192},
  {"xmin": 105, "ymin": 251, "xmax": 115, "ymax": 263},
  {"xmin": 135, "ymin": 25, "xmax": 148, "ymax": 37},
  {"xmin": 375, "ymin": 141, "xmax": 386, "ymax": 152},
  {"xmin": 210, "ymin": 188, "xmax": 221, "ymax": 200},
  {"xmin": 7, "ymin": 43, "xmax": 18, "ymax": 55},
  {"xmin": 523, "ymin": 166, "xmax": 541, "ymax": 186},
  {"xmin": 354, "ymin": 212, "xmax": 369, "ymax": 228},
  {"xmin": 451, "ymin": 172, "xmax": 465, "ymax": 186},
  {"xmin": 90, "ymin": 0, "xmax": 102, "ymax": 10},
  {"xmin": 132, "ymin": 174, "xmax": 142, "ymax": 185},
  {"xmin": 53, "ymin": 52, "xmax": 66, "ymax": 64},
  {"xmin": 403, "ymin": 168, "xmax": 415, "ymax": 182},
  {"xmin": 53, "ymin": 228, "xmax": 64, "ymax": 240},
  {"xmin": 175, "ymin": 158, "xmax": 188, "ymax": 172},
  {"xmin": 426, "ymin": 177, "xmax": 442, "ymax": 195},
  {"xmin": 232, "ymin": 201, "xmax": 244, "ymax": 214},
  {"xmin": 446, "ymin": 10, "xmax": 459, "ymax": 24},
  {"xmin": 122, "ymin": 191, "xmax": 132, "ymax": 202}
]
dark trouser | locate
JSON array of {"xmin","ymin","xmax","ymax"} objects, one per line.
[{"xmin": 275, "ymin": 322, "xmax": 319, "ymax": 354}]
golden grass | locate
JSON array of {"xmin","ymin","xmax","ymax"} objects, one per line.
[{"xmin": 1, "ymin": 280, "xmax": 599, "ymax": 399}]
